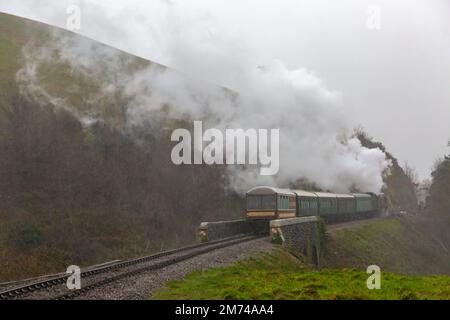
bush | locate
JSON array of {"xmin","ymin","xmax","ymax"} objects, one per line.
[{"xmin": 10, "ymin": 223, "xmax": 44, "ymax": 252}]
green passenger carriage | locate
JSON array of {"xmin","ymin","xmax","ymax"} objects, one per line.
[{"xmin": 246, "ymin": 186, "xmax": 383, "ymax": 223}]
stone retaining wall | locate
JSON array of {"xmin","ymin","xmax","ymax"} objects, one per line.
[{"xmin": 270, "ymin": 216, "xmax": 320, "ymax": 266}]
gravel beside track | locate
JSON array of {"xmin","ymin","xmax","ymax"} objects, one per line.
[
  {"xmin": 75, "ymin": 237, "xmax": 273, "ymax": 300},
  {"xmin": 1, "ymin": 235, "xmax": 273, "ymax": 300}
]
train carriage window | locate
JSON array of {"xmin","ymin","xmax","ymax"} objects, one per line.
[
  {"xmin": 283, "ymin": 196, "xmax": 289, "ymax": 209},
  {"xmin": 278, "ymin": 195, "xmax": 287, "ymax": 210},
  {"xmin": 262, "ymin": 195, "xmax": 277, "ymax": 209},
  {"xmin": 321, "ymin": 199, "xmax": 331, "ymax": 209},
  {"xmin": 247, "ymin": 195, "xmax": 261, "ymax": 210},
  {"xmin": 247, "ymin": 195, "xmax": 276, "ymax": 210}
]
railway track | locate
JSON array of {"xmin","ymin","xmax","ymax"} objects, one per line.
[{"xmin": 0, "ymin": 234, "xmax": 263, "ymax": 300}]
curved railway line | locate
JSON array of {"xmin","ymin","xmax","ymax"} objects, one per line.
[{"xmin": 0, "ymin": 234, "xmax": 263, "ymax": 300}]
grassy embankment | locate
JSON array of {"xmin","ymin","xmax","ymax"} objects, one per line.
[
  {"xmin": 322, "ymin": 217, "xmax": 450, "ymax": 275},
  {"xmin": 152, "ymin": 249, "xmax": 450, "ymax": 300},
  {"xmin": 152, "ymin": 218, "xmax": 450, "ymax": 300}
]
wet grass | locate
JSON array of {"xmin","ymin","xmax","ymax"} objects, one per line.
[
  {"xmin": 322, "ymin": 217, "xmax": 450, "ymax": 275},
  {"xmin": 152, "ymin": 250, "xmax": 450, "ymax": 300}
]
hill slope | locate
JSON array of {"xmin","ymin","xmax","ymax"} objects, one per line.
[
  {"xmin": 323, "ymin": 217, "xmax": 450, "ymax": 275},
  {"xmin": 0, "ymin": 12, "xmax": 240, "ymax": 282}
]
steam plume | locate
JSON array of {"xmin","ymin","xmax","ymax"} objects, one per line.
[{"xmin": 16, "ymin": 1, "xmax": 390, "ymax": 193}]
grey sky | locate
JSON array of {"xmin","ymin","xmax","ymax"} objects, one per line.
[{"xmin": 1, "ymin": 0, "xmax": 449, "ymax": 179}]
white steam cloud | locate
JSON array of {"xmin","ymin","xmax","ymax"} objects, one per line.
[{"xmin": 16, "ymin": 1, "xmax": 390, "ymax": 193}]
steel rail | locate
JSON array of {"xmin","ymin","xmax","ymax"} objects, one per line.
[
  {"xmin": 0, "ymin": 233, "xmax": 263, "ymax": 300},
  {"xmin": 53, "ymin": 234, "xmax": 262, "ymax": 300}
]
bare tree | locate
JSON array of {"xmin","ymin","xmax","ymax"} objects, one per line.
[{"xmin": 403, "ymin": 161, "xmax": 419, "ymax": 186}]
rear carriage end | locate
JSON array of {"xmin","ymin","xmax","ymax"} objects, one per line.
[{"xmin": 246, "ymin": 186, "xmax": 296, "ymax": 219}]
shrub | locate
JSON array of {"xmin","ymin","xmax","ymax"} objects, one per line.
[{"xmin": 10, "ymin": 223, "xmax": 44, "ymax": 252}]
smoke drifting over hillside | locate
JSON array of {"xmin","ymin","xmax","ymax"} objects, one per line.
[{"xmin": 17, "ymin": 1, "xmax": 390, "ymax": 193}]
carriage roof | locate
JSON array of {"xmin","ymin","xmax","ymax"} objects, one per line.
[
  {"xmin": 352, "ymin": 193, "xmax": 372, "ymax": 198},
  {"xmin": 246, "ymin": 186, "xmax": 295, "ymax": 196},
  {"xmin": 334, "ymin": 193, "xmax": 355, "ymax": 199},
  {"xmin": 247, "ymin": 186, "xmax": 370, "ymax": 199},
  {"xmin": 292, "ymin": 190, "xmax": 318, "ymax": 197},
  {"xmin": 314, "ymin": 192, "xmax": 340, "ymax": 198}
]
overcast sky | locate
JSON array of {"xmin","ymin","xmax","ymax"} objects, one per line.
[{"xmin": 1, "ymin": 0, "xmax": 449, "ymax": 180}]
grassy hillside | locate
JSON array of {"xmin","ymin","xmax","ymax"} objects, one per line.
[
  {"xmin": 152, "ymin": 250, "xmax": 450, "ymax": 300},
  {"xmin": 0, "ymin": 12, "xmax": 242, "ymax": 282},
  {"xmin": 322, "ymin": 217, "xmax": 450, "ymax": 275},
  {"xmin": 0, "ymin": 12, "xmax": 26, "ymax": 99},
  {"xmin": 0, "ymin": 12, "xmax": 154, "ymax": 125}
]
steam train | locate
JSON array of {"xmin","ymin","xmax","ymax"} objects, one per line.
[{"xmin": 245, "ymin": 186, "xmax": 386, "ymax": 223}]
